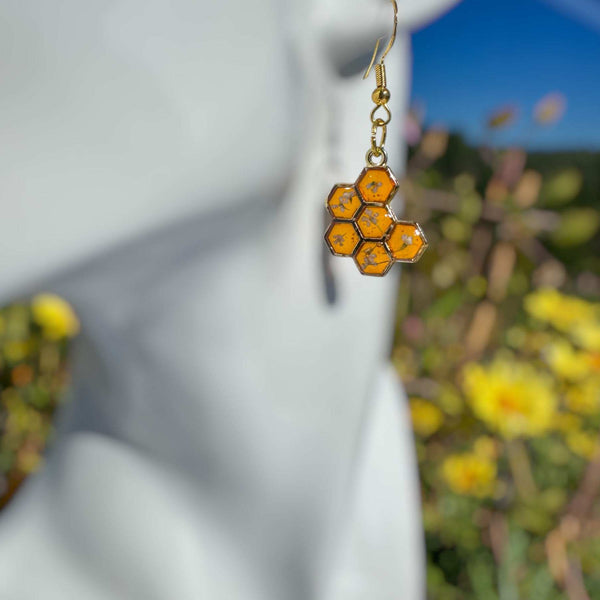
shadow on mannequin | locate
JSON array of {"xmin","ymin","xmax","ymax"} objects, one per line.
[{"xmin": 0, "ymin": 0, "xmax": 458, "ymax": 598}]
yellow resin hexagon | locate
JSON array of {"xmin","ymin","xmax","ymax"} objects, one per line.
[
  {"xmin": 356, "ymin": 166, "xmax": 398, "ymax": 205},
  {"xmin": 386, "ymin": 221, "xmax": 428, "ymax": 262},
  {"xmin": 325, "ymin": 221, "xmax": 361, "ymax": 257},
  {"xmin": 356, "ymin": 206, "xmax": 394, "ymax": 240},
  {"xmin": 354, "ymin": 241, "xmax": 393, "ymax": 276},
  {"xmin": 327, "ymin": 185, "xmax": 362, "ymax": 220}
]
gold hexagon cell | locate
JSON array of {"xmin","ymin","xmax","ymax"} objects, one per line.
[
  {"xmin": 354, "ymin": 241, "xmax": 393, "ymax": 276},
  {"xmin": 325, "ymin": 221, "xmax": 361, "ymax": 257},
  {"xmin": 356, "ymin": 166, "xmax": 398, "ymax": 205},
  {"xmin": 386, "ymin": 221, "xmax": 428, "ymax": 262},
  {"xmin": 327, "ymin": 185, "xmax": 362, "ymax": 220},
  {"xmin": 356, "ymin": 206, "xmax": 394, "ymax": 240}
]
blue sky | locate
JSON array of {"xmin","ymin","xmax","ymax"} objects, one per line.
[{"xmin": 410, "ymin": 0, "xmax": 600, "ymax": 150}]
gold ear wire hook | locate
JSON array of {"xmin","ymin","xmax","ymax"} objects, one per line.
[{"xmin": 363, "ymin": 0, "xmax": 398, "ymax": 79}]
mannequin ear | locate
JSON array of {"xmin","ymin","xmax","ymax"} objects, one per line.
[
  {"xmin": 314, "ymin": 0, "xmax": 390, "ymax": 77},
  {"xmin": 314, "ymin": 0, "xmax": 460, "ymax": 77},
  {"xmin": 395, "ymin": 0, "xmax": 461, "ymax": 30}
]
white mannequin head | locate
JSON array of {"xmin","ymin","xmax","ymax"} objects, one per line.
[
  {"xmin": 0, "ymin": 0, "xmax": 457, "ymax": 299},
  {"xmin": 0, "ymin": 3, "xmax": 460, "ymax": 599}
]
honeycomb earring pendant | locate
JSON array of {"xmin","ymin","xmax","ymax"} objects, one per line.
[{"xmin": 324, "ymin": 1, "xmax": 428, "ymax": 277}]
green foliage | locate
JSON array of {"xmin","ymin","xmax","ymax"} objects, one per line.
[
  {"xmin": 540, "ymin": 169, "xmax": 583, "ymax": 207},
  {"xmin": 0, "ymin": 297, "xmax": 74, "ymax": 508},
  {"xmin": 402, "ymin": 96, "xmax": 600, "ymax": 599},
  {"xmin": 550, "ymin": 208, "xmax": 600, "ymax": 247}
]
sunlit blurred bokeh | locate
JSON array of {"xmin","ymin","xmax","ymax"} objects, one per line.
[
  {"xmin": 399, "ymin": 0, "xmax": 600, "ymax": 597},
  {"xmin": 0, "ymin": 295, "xmax": 76, "ymax": 508}
]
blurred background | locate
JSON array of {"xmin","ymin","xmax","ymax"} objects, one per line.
[
  {"xmin": 1, "ymin": 0, "xmax": 600, "ymax": 598},
  {"xmin": 402, "ymin": 0, "xmax": 600, "ymax": 597}
]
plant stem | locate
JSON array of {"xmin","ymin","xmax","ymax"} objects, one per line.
[{"xmin": 507, "ymin": 439, "xmax": 538, "ymax": 499}]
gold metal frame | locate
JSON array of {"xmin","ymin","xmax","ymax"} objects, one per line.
[
  {"xmin": 324, "ymin": 220, "xmax": 361, "ymax": 257},
  {"xmin": 324, "ymin": 165, "xmax": 428, "ymax": 276},
  {"xmin": 385, "ymin": 220, "xmax": 429, "ymax": 264},
  {"xmin": 325, "ymin": 184, "xmax": 361, "ymax": 221}
]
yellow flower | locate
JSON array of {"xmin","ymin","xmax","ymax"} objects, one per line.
[
  {"xmin": 588, "ymin": 352, "xmax": 600, "ymax": 372},
  {"xmin": 409, "ymin": 398, "xmax": 443, "ymax": 437},
  {"xmin": 463, "ymin": 359, "xmax": 557, "ymax": 439},
  {"xmin": 31, "ymin": 294, "xmax": 80, "ymax": 340},
  {"xmin": 442, "ymin": 453, "xmax": 497, "ymax": 498},
  {"xmin": 572, "ymin": 322, "xmax": 600, "ymax": 352},
  {"xmin": 565, "ymin": 377, "xmax": 600, "ymax": 415},
  {"xmin": 525, "ymin": 288, "xmax": 600, "ymax": 334},
  {"xmin": 543, "ymin": 339, "xmax": 593, "ymax": 381},
  {"xmin": 566, "ymin": 431, "xmax": 600, "ymax": 460}
]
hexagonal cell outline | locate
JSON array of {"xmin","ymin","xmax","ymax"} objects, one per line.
[
  {"xmin": 326, "ymin": 184, "xmax": 362, "ymax": 221},
  {"xmin": 385, "ymin": 221, "xmax": 428, "ymax": 263},
  {"xmin": 356, "ymin": 166, "xmax": 399, "ymax": 205},
  {"xmin": 325, "ymin": 221, "xmax": 361, "ymax": 257},
  {"xmin": 356, "ymin": 205, "xmax": 395, "ymax": 240},
  {"xmin": 353, "ymin": 241, "xmax": 394, "ymax": 276}
]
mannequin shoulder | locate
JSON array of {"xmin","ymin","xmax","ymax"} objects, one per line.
[{"xmin": 0, "ymin": 432, "xmax": 266, "ymax": 600}]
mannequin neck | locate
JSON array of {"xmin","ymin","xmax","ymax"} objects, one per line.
[{"xmin": 54, "ymin": 195, "xmax": 281, "ymax": 463}]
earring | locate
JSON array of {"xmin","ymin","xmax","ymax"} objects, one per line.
[{"xmin": 324, "ymin": 0, "xmax": 428, "ymax": 277}]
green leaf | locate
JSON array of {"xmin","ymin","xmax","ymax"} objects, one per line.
[
  {"xmin": 541, "ymin": 169, "xmax": 582, "ymax": 206},
  {"xmin": 425, "ymin": 288, "xmax": 464, "ymax": 319},
  {"xmin": 551, "ymin": 208, "xmax": 600, "ymax": 247},
  {"xmin": 467, "ymin": 554, "xmax": 498, "ymax": 600},
  {"xmin": 527, "ymin": 566, "xmax": 558, "ymax": 600}
]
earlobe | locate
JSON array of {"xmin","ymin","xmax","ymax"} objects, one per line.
[
  {"xmin": 313, "ymin": 0, "xmax": 391, "ymax": 77},
  {"xmin": 313, "ymin": 0, "xmax": 460, "ymax": 77}
]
